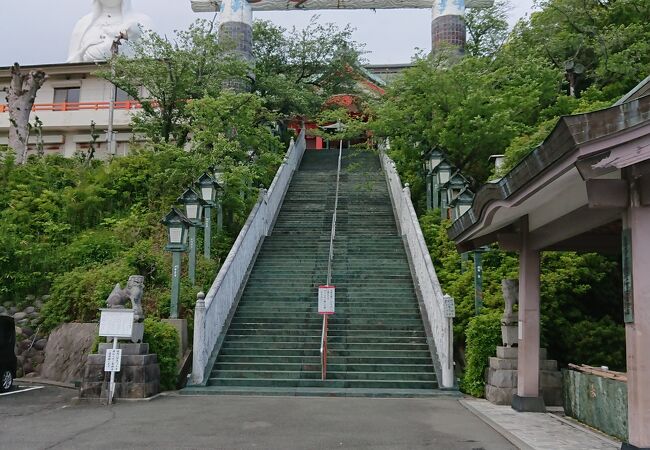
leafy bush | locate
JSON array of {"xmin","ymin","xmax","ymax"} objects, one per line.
[
  {"xmin": 143, "ymin": 318, "xmax": 179, "ymax": 391},
  {"xmin": 460, "ymin": 311, "xmax": 502, "ymax": 397},
  {"xmin": 41, "ymin": 260, "xmax": 134, "ymax": 331}
]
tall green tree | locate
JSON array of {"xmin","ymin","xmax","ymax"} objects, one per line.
[
  {"xmin": 104, "ymin": 19, "xmax": 247, "ymax": 147},
  {"xmin": 252, "ymin": 17, "xmax": 365, "ymax": 124}
]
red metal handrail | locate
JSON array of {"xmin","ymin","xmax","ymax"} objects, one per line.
[{"xmin": 321, "ymin": 314, "xmax": 329, "ymax": 381}]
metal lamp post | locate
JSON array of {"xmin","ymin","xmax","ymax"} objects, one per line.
[
  {"xmin": 161, "ymin": 208, "xmax": 191, "ymax": 319},
  {"xmin": 212, "ymin": 165, "xmax": 226, "ymax": 232},
  {"xmin": 177, "ymin": 188, "xmax": 207, "ymax": 285},
  {"xmin": 196, "ymin": 172, "xmax": 221, "ymax": 260}
]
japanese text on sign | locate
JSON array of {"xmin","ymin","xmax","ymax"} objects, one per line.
[
  {"xmin": 318, "ymin": 285, "xmax": 335, "ymax": 315},
  {"xmin": 104, "ymin": 349, "xmax": 122, "ymax": 372},
  {"xmin": 99, "ymin": 309, "xmax": 135, "ymax": 338}
]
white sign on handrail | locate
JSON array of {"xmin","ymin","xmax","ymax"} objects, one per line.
[{"xmin": 318, "ymin": 285, "xmax": 336, "ymax": 315}]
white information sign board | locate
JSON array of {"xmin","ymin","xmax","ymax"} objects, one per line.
[
  {"xmin": 104, "ymin": 349, "xmax": 122, "ymax": 372},
  {"xmin": 318, "ymin": 285, "xmax": 335, "ymax": 315},
  {"xmin": 443, "ymin": 294, "xmax": 456, "ymax": 318},
  {"xmin": 99, "ymin": 309, "xmax": 135, "ymax": 338}
]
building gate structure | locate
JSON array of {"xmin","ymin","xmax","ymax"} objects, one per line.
[
  {"xmin": 449, "ymin": 77, "xmax": 650, "ymax": 450},
  {"xmin": 190, "ymin": 0, "xmax": 495, "ymax": 63}
]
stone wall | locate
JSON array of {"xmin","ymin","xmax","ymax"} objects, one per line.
[
  {"xmin": 563, "ymin": 369, "xmax": 628, "ymax": 441},
  {"xmin": 0, "ymin": 297, "xmax": 48, "ymax": 378}
]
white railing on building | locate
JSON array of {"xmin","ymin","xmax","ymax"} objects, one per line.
[
  {"xmin": 192, "ymin": 130, "xmax": 307, "ymax": 385},
  {"xmin": 380, "ymin": 149, "xmax": 455, "ymax": 389}
]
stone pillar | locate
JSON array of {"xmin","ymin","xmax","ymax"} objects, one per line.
[
  {"xmin": 219, "ymin": 0, "xmax": 253, "ymax": 91},
  {"xmin": 432, "ymin": 0, "xmax": 466, "ymax": 54},
  {"xmin": 624, "ymin": 198, "xmax": 650, "ymax": 449},
  {"xmin": 512, "ymin": 216, "xmax": 546, "ymax": 412}
]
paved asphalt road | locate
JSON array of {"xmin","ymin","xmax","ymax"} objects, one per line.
[{"xmin": 0, "ymin": 386, "xmax": 516, "ymax": 450}]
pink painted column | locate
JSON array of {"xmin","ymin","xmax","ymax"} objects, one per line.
[
  {"xmin": 625, "ymin": 203, "xmax": 650, "ymax": 449},
  {"xmin": 512, "ymin": 216, "xmax": 545, "ymax": 412}
]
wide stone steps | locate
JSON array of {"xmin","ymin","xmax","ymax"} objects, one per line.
[
  {"xmin": 211, "ymin": 370, "xmax": 435, "ymax": 382},
  {"xmin": 207, "ymin": 378, "xmax": 437, "ymax": 390},
  {"xmin": 184, "ymin": 149, "xmax": 440, "ymax": 397}
]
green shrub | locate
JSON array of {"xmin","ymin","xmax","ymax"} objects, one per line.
[
  {"xmin": 143, "ymin": 318, "xmax": 179, "ymax": 391},
  {"xmin": 460, "ymin": 310, "xmax": 502, "ymax": 397},
  {"xmin": 64, "ymin": 229, "xmax": 126, "ymax": 268},
  {"xmin": 41, "ymin": 260, "xmax": 133, "ymax": 331}
]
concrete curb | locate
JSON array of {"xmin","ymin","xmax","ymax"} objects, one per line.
[
  {"xmin": 459, "ymin": 399, "xmax": 535, "ymax": 450},
  {"xmin": 15, "ymin": 377, "xmax": 76, "ymax": 390},
  {"xmin": 550, "ymin": 413, "xmax": 621, "ymax": 447},
  {"xmin": 70, "ymin": 391, "xmax": 171, "ymax": 405}
]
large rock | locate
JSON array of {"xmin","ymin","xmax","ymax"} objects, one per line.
[{"xmin": 41, "ymin": 323, "xmax": 98, "ymax": 384}]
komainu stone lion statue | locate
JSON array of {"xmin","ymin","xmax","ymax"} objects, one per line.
[{"xmin": 106, "ymin": 275, "xmax": 145, "ymax": 322}]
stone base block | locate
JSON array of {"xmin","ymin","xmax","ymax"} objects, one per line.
[
  {"xmin": 489, "ymin": 357, "xmax": 558, "ymax": 371},
  {"xmin": 80, "ymin": 351, "xmax": 160, "ymax": 399},
  {"xmin": 512, "ymin": 394, "xmax": 546, "ymax": 413},
  {"xmin": 487, "ymin": 368, "xmax": 517, "ymax": 389},
  {"xmin": 496, "ymin": 346, "xmax": 547, "ymax": 360},
  {"xmin": 541, "ymin": 370, "xmax": 563, "ymax": 389},
  {"xmin": 542, "ymin": 386, "xmax": 562, "ymax": 407},
  {"xmin": 486, "ymin": 384, "xmax": 516, "ymax": 405},
  {"xmin": 98, "ymin": 343, "xmax": 150, "ymax": 355}
]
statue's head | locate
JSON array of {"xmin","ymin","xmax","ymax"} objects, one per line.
[
  {"xmin": 127, "ymin": 275, "xmax": 145, "ymax": 295},
  {"xmin": 98, "ymin": 0, "xmax": 123, "ymax": 7},
  {"xmin": 93, "ymin": 0, "xmax": 132, "ymax": 15}
]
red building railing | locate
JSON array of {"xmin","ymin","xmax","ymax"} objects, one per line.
[{"xmin": 0, "ymin": 101, "xmax": 143, "ymax": 113}]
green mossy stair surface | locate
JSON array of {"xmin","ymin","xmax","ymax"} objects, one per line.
[{"xmin": 183, "ymin": 149, "xmax": 442, "ymax": 397}]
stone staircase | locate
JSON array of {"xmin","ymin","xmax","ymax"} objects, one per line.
[{"xmin": 184, "ymin": 149, "xmax": 440, "ymax": 396}]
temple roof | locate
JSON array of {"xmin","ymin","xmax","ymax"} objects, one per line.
[{"xmin": 448, "ymin": 93, "xmax": 650, "ymax": 253}]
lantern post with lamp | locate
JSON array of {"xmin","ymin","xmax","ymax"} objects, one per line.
[
  {"xmin": 161, "ymin": 208, "xmax": 191, "ymax": 319},
  {"xmin": 434, "ymin": 159, "xmax": 453, "ymax": 216},
  {"xmin": 178, "ymin": 188, "xmax": 207, "ymax": 285},
  {"xmin": 212, "ymin": 165, "xmax": 226, "ymax": 232},
  {"xmin": 197, "ymin": 172, "xmax": 221, "ymax": 260},
  {"xmin": 424, "ymin": 149, "xmax": 444, "ymax": 210}
]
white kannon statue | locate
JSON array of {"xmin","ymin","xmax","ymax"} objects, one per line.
[{"xmin": 67, "ymin": 0, "xmax": 152, "ymax": 63}]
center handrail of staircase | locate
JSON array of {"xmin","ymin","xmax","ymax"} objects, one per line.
[
  {"xmin": 378, "ymin": 143, "xmax": 455, "ymax": 389},
  {"xmin": 321, "ymin": 139, "xmax": 343, "ymax": 381},
  {"xmin": 191, "ymin": 129, "xmax": 307, "ymax": 386}
]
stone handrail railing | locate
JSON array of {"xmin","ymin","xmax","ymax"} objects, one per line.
[
  {"xmin": 192, "ymin": 130, "xmax": 307, "ymax": 385},
  {"xmin": 380, "ymin": 150, "xmax": 455, "ymax": 389}
]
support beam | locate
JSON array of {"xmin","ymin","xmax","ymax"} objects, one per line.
[
  {"xmin": 640, "ymin": 175, "xmax": 650, "ymax": 206},
  {"xmin": 586, "ymin": 179, "xmax": 629, "ymax": 209},
  {"xmin": 512, "ymin": 216, "xmax": 546, "ymax": 413},
  {"xmin": 529, "ymin": 206, "xmax": 623, "ymax": 251},
  {"xmin": 497, "ymin": 233, "xmax": 520, "ymax": 252},
  {"xmin": 624, "ymin": 200, "xmax": 650, "ymax": 449},
  {"xmin": 191, "ymin": 0, "xmax": 494, "ymax": 12}
]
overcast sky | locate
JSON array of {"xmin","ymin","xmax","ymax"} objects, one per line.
[{"xmin": 0, "ymin": 0, "xmax": 535, "ymax": 66}]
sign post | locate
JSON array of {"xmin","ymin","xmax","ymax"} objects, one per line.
[
  {"xmin": 98, "ymin": 309, "xmax": 135, "ymax": 405},
  {"xmin": 443, "ymin": 294, "xmax": 456, "ymax": 372}
]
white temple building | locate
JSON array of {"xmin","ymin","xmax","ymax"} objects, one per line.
[{"xmin": 0, "ymin": 62, "xmax": 145, "ymax": 159}]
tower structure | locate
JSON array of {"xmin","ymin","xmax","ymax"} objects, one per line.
[{"xmin": 432, "ymin": 0, "xmax": 466, "ymax": 52}]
